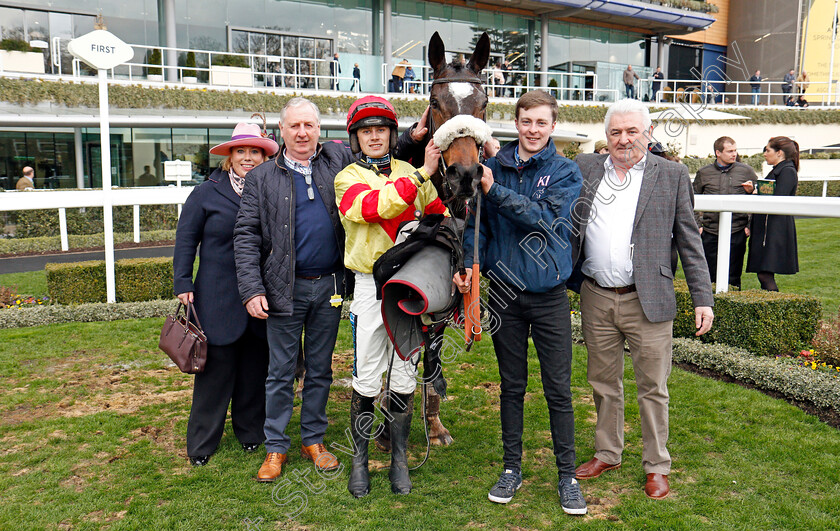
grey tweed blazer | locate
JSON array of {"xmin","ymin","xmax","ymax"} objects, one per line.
[{"xmin": 573, "ymin": 153, "xmax": 713, "ymax": 323}]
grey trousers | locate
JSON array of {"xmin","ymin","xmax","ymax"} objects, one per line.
[
  {"xmin": 264, "ymin": 273, "xmax": 342, "ymax": 453},
  {"xmin": 580, "ymin": 279, "xmax": 673, "ymax": 474}
]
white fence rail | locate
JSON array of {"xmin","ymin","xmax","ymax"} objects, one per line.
[
  {"xmin": 1, "ymin": 191, "xmax": 839, "ymax": 301},
  {"xmin": 693, "ymin": 195, "xmax": 840, "ymax": 293},
  {"xmin": 0, "ymin": 187, "xmax": 193, "ymax": 250}
]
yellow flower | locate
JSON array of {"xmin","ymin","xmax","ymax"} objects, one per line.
[{"xmin": 811, "ymin": 362, "xmax": 817, "ymax": 370}]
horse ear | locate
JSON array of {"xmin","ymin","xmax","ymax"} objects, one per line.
[
  {"xmin": 467, "ymin": 32, "xmax": 490, "ymax": 75},
  {"xmin": 429, "ymin": 32, "xmax": 446, "ymax": 76}
]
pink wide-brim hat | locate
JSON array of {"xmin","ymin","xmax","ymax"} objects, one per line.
[{"xmin": 210, "ymin": 122, "xmax": 279, "ymax": 156}]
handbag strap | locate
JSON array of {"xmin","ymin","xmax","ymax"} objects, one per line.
[{"xmin": 186, "ymin": 301, "xmax": 205, "ymax": 332}]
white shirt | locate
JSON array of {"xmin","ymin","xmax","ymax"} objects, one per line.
[{"xmin": 582, "ymin": 155, "xmax": 647, "ymax": 287}]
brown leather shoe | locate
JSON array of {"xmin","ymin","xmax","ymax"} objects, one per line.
[
  {"xmin": 257, "ymin": 452, "xmax": 287, "ymax": 482},
  {"xmin": 301, "ymin": 443, "xmax": 339, "ymax": 471},
  {"xmin": 575, "ymin": 457, "xmax": 621, "ymax": 480},
  {"xmin": 645, "ymin": 473, "xmax": 670, "ymax": 499}
]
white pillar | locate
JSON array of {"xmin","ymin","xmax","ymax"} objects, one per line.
[
  {"xmin": 98, "ymin": 69, "xmax": 116, "ymax": 303},
  {"xmin": 58, "ymin": 207, "xmax": 69, "ymax": 251},
  {"xmin": 540, "ymin": 15, "xmax": 549, "ymax": 89},
  {"xmin": 74, "ymin": 127, "xmax": 85, "ymax": 188},
  {"xmin": 715, "ymin": 211, "xmax": 732, "ymax": 293},
  {"xmin": 164, "ymin": 0, "xmax": 178, "ymax": 83},
  {"xmin": 383, "ymin": 0, "xmax": 392, "ymax": 90},
  {"xmin": 133, "ymin": 204, "xmax": 141, "ymax": 243}
]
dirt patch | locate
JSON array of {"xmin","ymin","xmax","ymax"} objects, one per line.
[
  {"xmin": 129, "ymin": 418, "xmax": 189, "ymax": 463},
  {"xmin": 675, "ymin": 362, "xmax": 840, "ymax": 430}
]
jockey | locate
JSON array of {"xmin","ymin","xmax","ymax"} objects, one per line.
[{"xmin": 334, "ymin": 95, "xmax": 447, "ymax": 497}]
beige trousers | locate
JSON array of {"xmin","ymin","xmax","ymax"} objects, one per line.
[{"xmin": 580, "ymin": 279, "xmax": 673, "ymax": 474}]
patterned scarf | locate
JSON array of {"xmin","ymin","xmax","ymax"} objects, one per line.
[{"xmin": 229, "ymin": 169, "xmax": 245, "ymax": 196}]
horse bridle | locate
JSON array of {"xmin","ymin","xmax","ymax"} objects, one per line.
[{"xmin": 427, "ymin": 75, "xmax": 488, "ymax": 181}]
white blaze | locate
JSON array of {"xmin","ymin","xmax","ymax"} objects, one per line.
[{"xmin": 448, "ymin": 82, "xmax": 474, "ymax": 110}]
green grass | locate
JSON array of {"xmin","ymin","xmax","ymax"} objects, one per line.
[
  {"xmin": 1, "ymin": 318, "xmax": 839, "ymax": 529},
  {"xmin": 0, "ymin": 269, "xmax": 47, "ymax": 297}
]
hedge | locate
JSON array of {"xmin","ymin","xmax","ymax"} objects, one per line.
[
  {"xmin": 674, "ymin": 281, "xmax": 821, "ymax": 356},
  {"xmin": 3, "ymin": 78, "xmax": 840, "ymax": 126},
  {"xmin": 0, "ymin": 230, "xmax": 176, "ymax": 254},
  {"xmin": 0, "ymin": 299, "xmax": 175, "ymax": 329},
  {"xmin": 672, "ymin": 337, "xmax": 840, "ymax": 414},
  {"xmin": 46, "ymin": 257, "xmax": 174, "ymax": 304},
  {"xmin": 14, "ymin": 204, "xmax": 178, "ymax": 238}
]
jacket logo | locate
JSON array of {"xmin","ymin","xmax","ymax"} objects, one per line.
[{"xmin": 536, "ymin": 175, "xmax": 550, "ymax": 187}]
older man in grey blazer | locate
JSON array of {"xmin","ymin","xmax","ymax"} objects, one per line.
[{"xmin": 571, "ymin": 99, "xmax": 713, "ymax": 499}]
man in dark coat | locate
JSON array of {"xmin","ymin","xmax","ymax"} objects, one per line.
[
  {"xmin": 234, "ymin": 97, "xmax": 355, "ymax": 482},
  {"xmin": 330, "ymin": 52, "xmax": 341, "ymax": 90},
  {"xmin": 693, "ymin": 136, "xmax": 756, "ymax": 289}
]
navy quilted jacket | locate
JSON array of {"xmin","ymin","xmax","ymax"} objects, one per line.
[{"xmin": 234, "ymin": 141, "xmax": 355, "ymax": 316}]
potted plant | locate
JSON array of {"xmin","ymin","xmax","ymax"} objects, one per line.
[
  {"xmin": 0, "ymin": 38, "xmax": 45, "ymax": 74},
  {"xmin": 210, "ymin": 53, "xmax": 252, "ymax": 87},
  {"xmin": 146, "ymin": 48, "xmax": 163, "ymax": 82},
  {"xmin": 183, "ymin": 51, "xmax": 197, "ymax": 84}
]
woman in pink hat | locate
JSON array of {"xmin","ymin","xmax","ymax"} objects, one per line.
[{"xmin": 173, "ymin": 122, "xmax": 279, "ymax": 466}]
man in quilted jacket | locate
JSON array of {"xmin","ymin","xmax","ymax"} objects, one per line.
[{"xmin": 234, "ymin": 97, "xmax": 354, "ymax": 483}]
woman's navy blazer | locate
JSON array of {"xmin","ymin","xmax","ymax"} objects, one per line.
[{"xmin": 173, "ymin": 167, "xmax": 266, "ymax": 345}]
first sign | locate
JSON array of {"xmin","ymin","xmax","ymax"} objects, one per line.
[{"xmin": 67, "ymin": 30, "xmax": 134, "ymax": 71}]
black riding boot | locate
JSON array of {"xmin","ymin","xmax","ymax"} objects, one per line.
[
  {"xmin": 388, "ymin": 391, "xmax": 414, "ymax": 495},
  {"xmin": 348, "ymin": 390, "xmax": 376, "ymax": 498}
]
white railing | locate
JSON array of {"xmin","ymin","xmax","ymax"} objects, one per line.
[
  {"xmin": 0, "ymin": 187, "xmax": 193, "ymax": 251},
  {"xmin": 693, "ymin": 195, "xmax": 840, "ymax": 293},
  {"xmin": 379, "ymin": 63, "xmax": 620, "ymax": 102},
  {"xmin": 653, "ymin": 78, "xmax": 839, "ymax": 107},
  {"xmin": 34, "ymin": 38, "xmax": 360, "ymax": 92}
]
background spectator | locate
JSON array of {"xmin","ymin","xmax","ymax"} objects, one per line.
[
  {"xmin": 749, "ymin": 70, "xmax": 762, "ymax": 105},
  {"xmin": 651, "ymin": 66, "xmax": 664, "ymax": 101},
  {"xmin": 782, "ymin": 69, "xmax": 795, "ymax": 105},
  {"xmin": 16, "ymin": 166, "xmax": 35, "ymax": 191},
  {"xmin": 404, "ymin": 65, "xmax": 416, "ymax": 93},
  {"xmin": 623, "ymin": 65, "xmax": 640, "ymax": 99},
  {"xmin": 352, "ymin": 63, "xmax": 361, "ymax": 91},
  {"xmin": 746, "ymin": 136, "xmax": 800, "ymax": 291},
  {"xmin": 693, "ymin": 136, "xmax": 755, "ymax": 289},
  {"xmin": 593, "ymin": 140, "xmax": 608, "ymax": 154},
  {"xmin": 330, "ymin": 52, "xmax": 341, "ymax": 90},
  {"xmin": 796, "ymin": 70, "xmax": 810, "ymax": 94},
  {"xmin": 391, "ymin": 58, "xmax": 410, "ymax": 93}
]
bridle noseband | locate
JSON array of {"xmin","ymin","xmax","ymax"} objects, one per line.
[{"xmin": 427, "ymin": 74, "xmax": 487, "ymax": 189}]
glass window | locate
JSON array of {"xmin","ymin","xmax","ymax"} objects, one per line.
[
  {"xmin": 130, "ymin": 128, "xmax": 172, "ymax": 188},
  {"xmin": 172, "ymin": 128, "xmax": 210, "ymax": 184},
  {"xmin": 0, "ymin": 7, "xmax": 25, "ymax": 41}
]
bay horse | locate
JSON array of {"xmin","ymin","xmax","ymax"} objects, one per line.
[{"xmin": 376, "ymin": 31, "xmax": 491, "ymax": 451}]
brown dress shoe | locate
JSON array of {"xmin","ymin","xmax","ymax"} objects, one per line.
[
  {"xmin": 575, "ymin": 457, "xmax": 621, "ymax": 480},
  {"xmin": 301, "ymin": 443, "xmax": 339, "ymax": 471},
  {"xmin": 645, "ymin": 473, "xmax": 670, "ymax": 499},
  {"xmin": 257, "ymin": 452, "xmax": 287, "ymax": 482}
]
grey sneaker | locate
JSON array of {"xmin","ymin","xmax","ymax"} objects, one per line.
[
  {"xmin": 558, "ymin": 477, "xmax": 587, "ymax": 515},
  {"xmin": 488, "ymin": 469, "xmax": 522, "ymax": 504}
]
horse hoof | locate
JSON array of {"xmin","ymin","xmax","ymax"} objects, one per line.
[{"xmin": 430, "ymin": 430, "xmax": 454, "ymax": 446}]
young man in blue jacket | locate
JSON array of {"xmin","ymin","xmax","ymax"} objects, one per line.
[{"xmin": 453, "ymin": 90, "xmax": 586, "ymax": 515}]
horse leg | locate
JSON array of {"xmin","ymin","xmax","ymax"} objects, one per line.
[
  {"xmin": 294, "ymin": 338, "xmax": 305, "ymax": 398},
  {"xmin": 425, "ymin": 382, "xmax": 454, "ymax": 446}
]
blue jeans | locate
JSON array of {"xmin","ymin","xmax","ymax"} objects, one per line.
[
  {"xmin": 264, "ymin": 272, "xmax": 342, "ymax": 453},
  {"xmin": 489, "ymin": 281, "xmax": 576, "ymax": 478},
  {"xmin": 625, "ymin": 83, "xmax": 635, "ymax": 99},
  {"xmin": 751, "ymin": 87, "xmax": 760, "ymax": 105}
]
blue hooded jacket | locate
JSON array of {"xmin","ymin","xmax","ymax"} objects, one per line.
[{"xmin": 464, "ymin": 140, "xmax": 582, "ymax": 293}]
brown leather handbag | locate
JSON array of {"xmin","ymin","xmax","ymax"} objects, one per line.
[{"xmin": 159, "ymin": 302, "xmax": 208, "ymax": 374}]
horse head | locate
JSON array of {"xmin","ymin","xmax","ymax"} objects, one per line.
[{"xmin": 427, "ymin": 31, "xmax": 491, "ymax": 211}]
